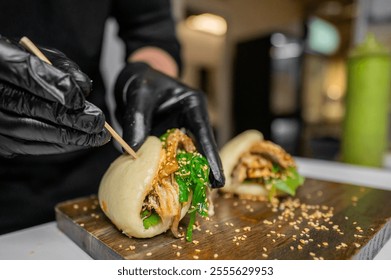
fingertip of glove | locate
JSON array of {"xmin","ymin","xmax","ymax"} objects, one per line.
[
  {"xmin": 126, "ymin": 140, "xmax": 143, "ymax": 152},
  {"xmin": 123, "ymin": 126, "xmax": 148, "ymax": 152},
  {"xmin": 103, "ymin": 128, "xmax": 112, "ymax": 143},
  {"xmin": 92, "ymin": 128, "xmax": 112, "ymax": 147},
  {"xmin": 209, "ymin": 171, "xmax": 225, "ymax": 189},
  {"xmin": 71, "ymin": 70, "xmax": 92, "ymax": 97}
]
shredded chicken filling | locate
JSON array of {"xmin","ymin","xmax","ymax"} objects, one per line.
[
  {"xmin": 142, "ymin": 129, "xmax": 196, "ymax": 237},
  {"xmin": 231, "ymin": 141, "xmax": 296, "ymax": 186}
]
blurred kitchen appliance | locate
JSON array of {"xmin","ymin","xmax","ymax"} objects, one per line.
[{"xmin": 233, "ymin": 32, "xmax": 303, "ymax": 154}]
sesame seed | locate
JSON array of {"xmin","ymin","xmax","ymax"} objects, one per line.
[
  {"xmin": 262, "ymin": 253, "xmax": 268, "ymax": 258},
  {"xmin": 146, "ymin": 252, "xmax": 152, "ymax": 256},
  {"xmin": 176, "ymin": 252, "xmax": 181, "ymax": 257},
  {"xmin": 73, "ymin": 204, "xmax": 79, "ymax": 209},
  {"xmin": 193, "ymin": 255, "xmax": 199, "ymax": 259},
  {"xmin": 213, "ymin": 254, "xmax": 219, "ymax": 259},
  {"xmin": 243, "ymin": 226, "xmax": 251, "ymax": 232},
  {"xmin": 317, "ymin": 191, "xmax": 323, "ymax": 196}
]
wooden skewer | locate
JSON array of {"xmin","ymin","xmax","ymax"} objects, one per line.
[
  {"xmin": 20, "ymin": 37, "xmax": 53, "ymax": 65},
  {"xmin": 19, "ymin": 36, "xmax": 138, "ymax": 159},
  {"xmin": 103, "ymin": 122, "xmax": 138, "ymax": 158}
]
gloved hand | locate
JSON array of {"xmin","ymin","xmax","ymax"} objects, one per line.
[
  {"xmin": 114, "ymin": 62, "xmax": 225, "ymax": 188},
  {"xmin": 0, "ymin": 35, "xmax": 110, "ymax": 157}
]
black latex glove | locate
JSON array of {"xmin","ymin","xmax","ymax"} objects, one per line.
[
  {"xmin": 0, "ymin": 35, "xmax": 110, "ymax": 157},
  {"xmin": 114, "ymin": 62, "xmax": 225, "ymax": 188}
]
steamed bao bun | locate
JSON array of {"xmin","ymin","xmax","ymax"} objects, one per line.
[
  {"xmin": 219, "ymin": 130, "xmax": 269, "ymax": 197},
  {"xmin": 98, "ymin": 137, "xmax": 190, "ymax": 238}
]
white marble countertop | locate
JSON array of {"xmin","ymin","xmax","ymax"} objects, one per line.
[{"xmin": 1, "ymin": 157, "xmax": 390, "ymax": 260}]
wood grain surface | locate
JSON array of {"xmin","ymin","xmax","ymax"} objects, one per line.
[{"xmin": 55, "ymin": 178, "xmax": 391, "ymax": 260}]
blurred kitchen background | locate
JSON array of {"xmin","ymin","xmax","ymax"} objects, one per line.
[{"xmin": 101, "ymin": 0, "xmax": 391, "ymax": 168}]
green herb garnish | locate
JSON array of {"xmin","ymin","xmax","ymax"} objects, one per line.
[
  {"xmin": 151, "ymin": 129, "xmax": 210, "ymax": 241},
  {"xmin": 175, "ymin": 151, "xmax": 209, "ymax": 241},
  {"xmin": 271, "ymin": 163, "xmax": 280, "ymax": 173},
  {"xmin": 267, "ymin": 167, "xmax": 304, "ymax": 200},
  {"xmin": 159, "ymin": 129, "xmax": 175, "ymax": 148},
  {"xmin": 160, "ymin": 129, "xmax": 209, "ymax": 241},
  {"xmin": 141, "ymin": 210, "xmax": 161, "ymax": 229}
]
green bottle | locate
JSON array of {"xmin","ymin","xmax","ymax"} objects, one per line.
[{"xmin": 342, "ymin": 33, "xmax": 390, "ymax": 167}]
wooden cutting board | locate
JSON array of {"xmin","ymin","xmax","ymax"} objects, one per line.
[{"xmin": 55, "ymin": 178, "xmax": 391, "ymax": 260}]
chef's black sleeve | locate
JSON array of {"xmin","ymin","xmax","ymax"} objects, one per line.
[{"xmin": 111, "ymin": 0, "xmax": 181, "ymax": 71}]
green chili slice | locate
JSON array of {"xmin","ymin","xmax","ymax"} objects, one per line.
[{"xmin": 141, "ymin": 210, "xmax": 161, "ymax": 229}]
